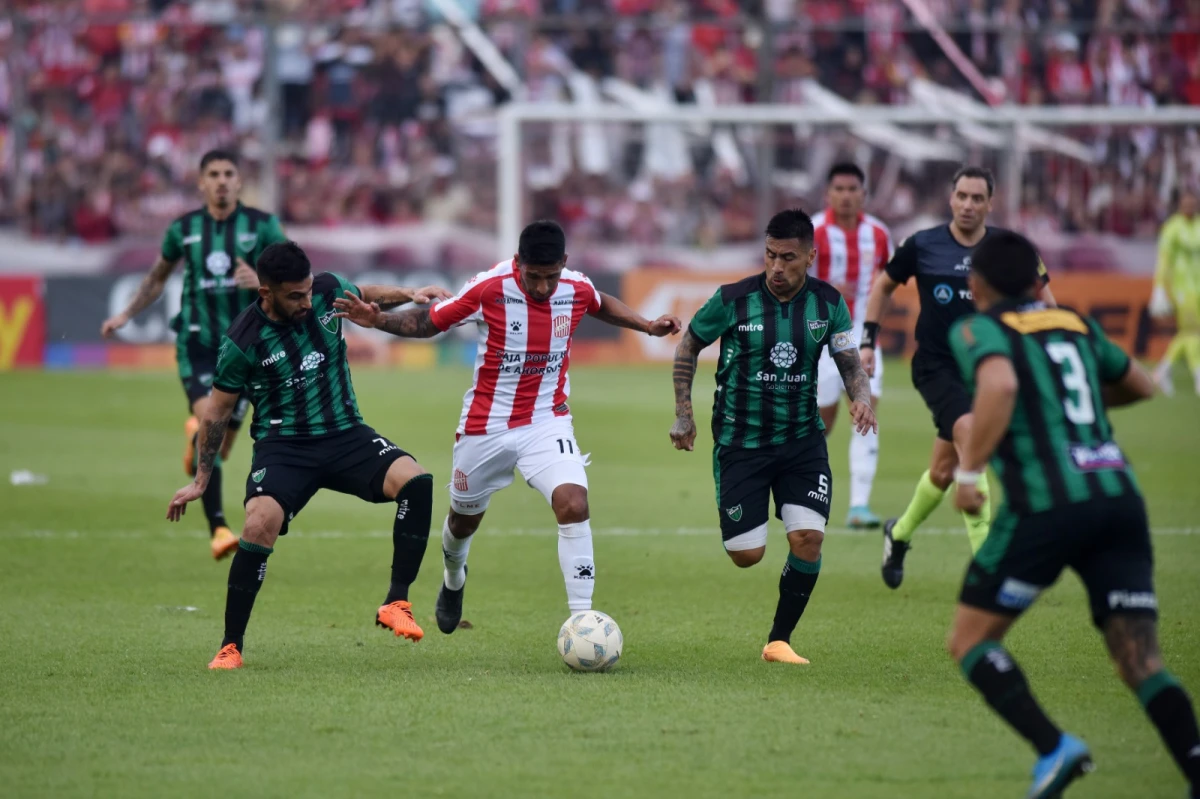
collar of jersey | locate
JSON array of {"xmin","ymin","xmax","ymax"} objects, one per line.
[
  {"xmin": 203, "ymin": 202, "xmax": 243, "ymax": 222},
  {"xmin": 824, "ymin": 207, "xmax": 865, "ymax": 228}
]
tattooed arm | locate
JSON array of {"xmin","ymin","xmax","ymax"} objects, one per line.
[
  {"xmin": 359, "ymin": 284, "xmax": 454, "ymax": 310},
  {"xmin": 670, "ymin": 330, "xmax": 706, "ymax": 451},
  {"xmin": 166, "ymin": 388, "xmax": 240, "ymax": 521},
  {"xmin": 333, "ymin": 291, "xmax": 442, "ymax": 338},
  {"xmin": 832, "ymin": 348, "xmax": 878, "ymax": 436},
  {"xmin": 102, "ymin": 256, "xmax": 180, "ymax": 337}
]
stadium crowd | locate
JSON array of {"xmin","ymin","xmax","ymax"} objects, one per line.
[{"xmin": 2, "ymin": 0, "xmax": 1199, "ymax": 245}]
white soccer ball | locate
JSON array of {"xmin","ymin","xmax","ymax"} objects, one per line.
[{"xmin": 557, "ymin": 610, "xmax": 623, "ymax": 672}]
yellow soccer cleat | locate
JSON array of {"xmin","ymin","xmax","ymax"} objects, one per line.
[
  {"xmin": 183, "ymin": 416, "xmax": 200, "ymax": 477},
  {"xmin": 208, "ymin": 643, "xmax": 243, "ymax": 670},
  {"xmin": 376, "ymin": 600, "xmax": 424, "ymax": 642},
  {"xmin": 211, "ymin": 526, "xmax": 238, "ymax": 561},
  {"xmin": 762, "ymin": 640, "xmax": 810, "ymax": 665}
]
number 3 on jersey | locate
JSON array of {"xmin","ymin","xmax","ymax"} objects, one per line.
[{"xmin": 1044, "ymin": 341, "xmax": 1096, "ymax": 425}]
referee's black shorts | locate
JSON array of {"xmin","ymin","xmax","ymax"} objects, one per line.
[{"xmin": 911, "ymin": 350, "xmax": 972, "ymax": 442}]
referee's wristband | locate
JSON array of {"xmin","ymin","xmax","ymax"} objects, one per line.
[
  {"xmin": 954, "ymin": 468, "xmax": 984, "ymax": 486},
  {"xmin": 860, "ymin": 322, "xmax": 880, "ymax": 349}
]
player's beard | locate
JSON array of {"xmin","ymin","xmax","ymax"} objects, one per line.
[{"xmin": 272, "ymin": 299, "xmax": 308, "ymax": 324}]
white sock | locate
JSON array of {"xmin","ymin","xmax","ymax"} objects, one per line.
[
  {"xmin": 442, "ymin": 517, "xmax": 471, "ymax": 591},
  {"xmin": 558, "ymin": 520, "xmax": 594, "ymax": 611},
  {"xmin": 848, "ymin": 426, "xmax": 879, "ymax": 508}
]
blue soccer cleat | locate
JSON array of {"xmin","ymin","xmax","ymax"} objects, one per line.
[
  {"xmin": 1027, "ymin": 733, "xmax": 1094, "ymax": 799},
  {"xmin": 846, "ymin": 505, "xmax": 881, "ymax": 529}
]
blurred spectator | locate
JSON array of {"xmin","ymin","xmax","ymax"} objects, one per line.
[{"xmin": 3, "ymin": 0, "xmax": 1199, "ymax": 248}]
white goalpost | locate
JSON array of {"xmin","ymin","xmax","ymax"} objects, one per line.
[{"xmin": 495, "ymin": 101, "xmax": 1200, "ymax": 258}]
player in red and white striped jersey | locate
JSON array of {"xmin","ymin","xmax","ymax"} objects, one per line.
[
  {"xmin": 335, "ymin": 221, "xmax": 681, "ymax": 631},
  {"xmin": 811, "ymin": 163, "xmax": 893, "ymax": 530}
]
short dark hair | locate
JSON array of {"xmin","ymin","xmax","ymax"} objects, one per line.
[
  {"xmin": 200, "ymin": 149, "xmax": 239, "ymax": 171},
  {"xmin": 952, "ymin": 165, "xmax": 994, "ymax": 197},
  {"xmin": 827, "ymin": 162, "xmax": 865, "ymax": 186},
  {"xmin": 970, "ymin": 230, "xmax": 1041, "ymax": 298},
  {"xmin": 518, "ymin": 219, "xmax": 567, "ymax": 265},
  {"xmin": 765, "ymin": 208, "xmax": 814, "ymax": 244},
  {"xmin": 256, "ymin": 241, "xmax": 311, "ymax": 285}
]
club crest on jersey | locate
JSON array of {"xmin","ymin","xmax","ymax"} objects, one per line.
[
  {"xmin": 807, "ymin": 319, "xmax": 829, "ymax": 343},
  {"xmin": 553, "ymin": 315, "xmax": 571, "ymax": 337},
  {"xmin": 206, "ymin": 251, "xmax": 232, "ymax": 276},
  {"xmin": 933, "ymin": 283, "xmax": 954, "ymax": 304},
  {"xmin": 725, "ymin": 505, "xmax": 743, "ymax": 522},
  {"xmin": 453, "ymin": 469, "xmax": 469, "ymax": 492},
  {"xmin": 252, "ymin": 468, "xmax": 266, "ymax": 483},
  {"xmin": 319, "ymin": 310, "xmax": 338, "ymax": 334}
]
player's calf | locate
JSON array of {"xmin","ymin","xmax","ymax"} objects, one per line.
[
  {"xmin": 378, "ymin": 461, "xmax": 434, "ymax": 642},
  {"xmin": 212, "ymin": 496, "xmax": 284, "ymax": 666},
  {"xmin": 545, "ymin": 483, "xmax": 594, "ymax": 611},
  {"xmin": 1104, "ymin": 614, "xmax": 1200, "ymax": 789}
]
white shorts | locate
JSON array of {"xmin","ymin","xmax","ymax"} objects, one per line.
[
  {"xmin": 449, "ymin": 416, "xmax": 589, "ymax": 515},
  {"xmin": 817, "ymin": 323, "xmax": 883, "ymax": 408}
]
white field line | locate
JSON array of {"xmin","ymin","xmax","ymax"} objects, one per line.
[{"xmin": 2, "ymin": 526, "xmax": 1197, "ymax": 540}]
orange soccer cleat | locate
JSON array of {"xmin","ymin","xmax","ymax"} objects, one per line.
[
  {"xmin": 208, "ymin": 643, "xmax": 243, "ymax": 670},
  {"xmin": 211, "ymin": 527, "xmax": 238, "ymax": 561},
  {"xmin": 761, "ymin": 640, "xmax": 810, "ymax": 665},
  {"xmin": 183, "ymin": 416, "xmax": 200, "ymax": 477},
  {"xmin": 376, "ymin": 600, "xmax": 424, "ymax": 642}
]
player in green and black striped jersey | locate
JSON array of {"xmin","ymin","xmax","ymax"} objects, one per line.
[
  {"xmin": 671, "ymin": 209, "xmax": 878, "ymax": 666},
  {"xmin": 944, "ymin": 230, "xmax": 1200, "ymax": 799},
  {"xmin": 101, "ymin": 150, "xmax": 288, "ymax": 561},
  {"xmin": 166, "ymin": 241, "xmax": 453, "ymax": 670}
]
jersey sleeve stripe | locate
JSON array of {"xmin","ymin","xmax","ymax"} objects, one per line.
[
  {"xmin": 430, "ymin": 278, "xmax": 491, "ymax": 332},
  {"xmin": 814, "ymin": 225, "xmax": 832, "ymax": 282}
]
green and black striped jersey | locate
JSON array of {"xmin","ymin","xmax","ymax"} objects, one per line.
[
  {"xmin": 213, "ymin": 273, "xmax": 363, "ymax": 440},
  {"xmin": 950, "ymin": 301, "xmax": 1140, "ymax": 516},
  {"xmin": 689, "ymin": 274, "xmax": 854, "ymax": 448},
  {"xmin": 164, "ymin": 203, "xmax": 288, "ymax": 349}
]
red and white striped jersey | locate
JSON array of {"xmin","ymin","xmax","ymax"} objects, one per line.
[
  {"xmin": 811, "ymin": 210, "xmax": 893, "ymax": 321},
  {"xmin": 429, "ymin": 260, "xmax": 602, "ymax": 436}
]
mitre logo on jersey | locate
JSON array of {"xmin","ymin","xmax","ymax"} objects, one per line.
[
  {"xmin": 301, "ymin": 352, "xmax": 325, "ymax": 371},
  {"xmin": 206, "ymin": 251, "xmax": 232, "ymax": 276},
  {"xmin": 770, "ymin": 341, "xmax": 797, "ymax": 369},
  {"xmin": 261, "ymin": 350, "xmax": 286, "ymax": 367},
  {"xmin": 553, "ymin": 315, "xmax": 571, "ymax": 337},
  {"xmin": 807, "ymin": 319, "xmax": 828, "ymax": 343},
  {"xmin": 737, "ymin": 323, "xmax": 764, "ymax": 332}
]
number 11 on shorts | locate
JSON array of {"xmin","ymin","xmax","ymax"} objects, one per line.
[{"xmin": 557, "ymin": 439, "xmax": 575, "ymax": 455}]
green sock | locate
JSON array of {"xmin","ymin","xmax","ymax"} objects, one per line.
[
  {"xmin": 892, "ymin": 470, "xmax": 946, "ymax": 543},
  {"xmin": 962, "ymin": 472, "xmax": 991, "ymax": 554}
]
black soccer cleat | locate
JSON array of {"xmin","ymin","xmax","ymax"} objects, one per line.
[
  {"xmin": 435, "ymin": 566, "xmax": 466, "ymax": 634},
  {"xmin": 881, "ymin": 518, "xmax": 910, "ymax": 590}
]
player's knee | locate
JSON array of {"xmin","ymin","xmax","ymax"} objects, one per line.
[
  {"xmin": 242, "ymin": 500, "xmax": 283, "ymax": 548},
  {"xmin": 727, "ymin": 547, "xmax": 765, "ymax": 568},
  {"xmin": 448, "ymin": 509, "xmax": 482, "ymax": 538},
  {"xmin": 787, "ymin": 528, "xmax": 824, "ymax": 559},
  {"xmin": 384, "ymin": 457, "xmax": 428, "ymax": 499},
  {"xmin": 550, "ymin": 484, "xmax": 589, "ymax": 524},
  {"xmin": 930, "ymin": 460, "xmax": 956, "ymax": 490}
]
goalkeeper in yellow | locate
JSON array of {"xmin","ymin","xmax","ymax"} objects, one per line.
[{"xmin": 1151, "ymin": 187, "xmax": 1200, "ymax": 396}]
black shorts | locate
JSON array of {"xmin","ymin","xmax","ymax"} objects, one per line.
[
  {"xmin": 713, "ymin": 434, "xmax": 832, "ymax": 544},
  {"xmin": 244, "ymin": 425, "xmax": 410, "ymax": 535},
  {"xmin": 177, "ymin": 338, "xmax": 251, "ymax": 429},
  {"xmin": 960, "ymin": 494, "xmax": 1157, "ymax": 629},
  {"xmin": 912, "ymin": 351, "xmax": 972, "ymax": 442}
]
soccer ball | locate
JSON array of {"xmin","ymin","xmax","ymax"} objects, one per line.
[{"xmin": 557, "ymin": 611, "xmax": 623, "ymax": 672}]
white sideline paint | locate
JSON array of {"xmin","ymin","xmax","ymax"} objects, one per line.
[{"xmin": 3, "ymin": 527, "xmax": 1197, "ymax": 540}]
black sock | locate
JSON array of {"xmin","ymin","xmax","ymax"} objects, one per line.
[
  {"xmin": 221, "ymin": 540, "xmax": 272, "ymax": 651},
  {"xmin": 962, "ymin": 641, "xmax": 1062, "ymax": 756},
  {"xmin": 768, "ymin": 554, "xmax": 821, "ymax": 644},
  {"xmin": 384, "ymin": 474, "xmax": 433, "ymax": 604},
  {"xmin": 201, "ymin": 462, "xmax": 227, "ymax": 536},
  {"xmin": 1139, "ymin": 671, "xmax": 1200, "ymax": 786}
]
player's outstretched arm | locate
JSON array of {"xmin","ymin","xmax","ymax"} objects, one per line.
[
  {"xmin": 333, "ymin": 291, "xmax": 441, "ymax": 338},
  {"xmin": 670, "ymin": 330, "xmax": 705, "ymax": 451},
  {"xmin": 101, "ymin": 255, "xmax": 179, "ymax": 337},
  {"xmin": 859, "ymin": 271, "xmax": 900, "ymax": 377},
  {"xmin": 953, "ymin": 357, "xmax": 1018, "ymax": 515},
  {"xmin": 167, "ymin": 388, "xmax": 239, "ymax": 521},
  {"xmin": 359, "ymin": 284, "xmax": 453, "ymax": 310},
  {"xmin": 591, "ymin": 292, "xmax": 682, "ymax": 337},
  {"xmin": 832, "ymin": 349, "xmax": 878, "ymax": 435}
]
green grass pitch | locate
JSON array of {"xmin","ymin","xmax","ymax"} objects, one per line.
[{"xmin": 1, "ymin": 363, "xmax": 1198, "ymax": 798}]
